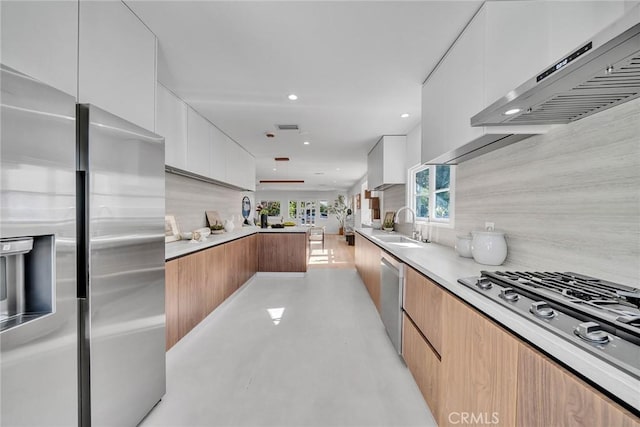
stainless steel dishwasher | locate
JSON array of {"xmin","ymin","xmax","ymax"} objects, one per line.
[{"xmin": 380, "ymin": 253, "xmax": 404, "ymax": 354}]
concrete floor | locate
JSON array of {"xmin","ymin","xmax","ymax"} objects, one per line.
[{"xmin": 141, "ymin": 268, "xmax": 436, "ymax": 427}]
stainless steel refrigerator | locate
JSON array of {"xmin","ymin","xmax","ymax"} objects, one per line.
[{"xmin": 0, "ymin": 65, "xmax": 166, "ymax": 426}]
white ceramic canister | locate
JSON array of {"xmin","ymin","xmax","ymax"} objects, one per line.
[
  {"xmin": 224, "ymin": 217, "xmax": 235, "ymax": 233},
  {"xmin": 471, "ymin": 230, "xmax": 508, "ymax": 265},
  {"xmin": 454, "ymin": 234, "xmax": 473, "ymax": 258}
]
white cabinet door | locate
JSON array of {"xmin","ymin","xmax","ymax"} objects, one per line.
[
  {"xmin": 79, "ymin": 0, "xmax": 156, "ymax": 131},
  {"xmin": 156, "ymin": 84, "xmax": 187, "ymax": 169},
  {"xmin": 210, "ymin": 126, "xmax": 227, "ymax": 182},
  {"xmin": 225, "ymin": 139, "xmax": 245, "ymax": 189},
  {"xmin": 422, "ymin": 6, "xmax": 485, "ymax": 164},
  {"xmin": 1, "ymin": 0, "xmax": 78, "ymax": 98},
  {"xmin": 381, "ymin": 136, "xmax": 406, "ymax": 185},
  {"xmin": 367, "ymin": 139, "xmax": 384, "ymax": 189},
  {"xmin": 186, "ymin": 107, "xmax": 211, "ymax": 177},
  {"xmin": 244, "ymin": 152, "xmax": 256, "ymax": 192},
  {"xmin": 484, "ymin": 2, "xmax": 549, "ymax": 106},
  {"xmin": 548, "ymin": 1, "xmax": 627, "ymax": 61}
]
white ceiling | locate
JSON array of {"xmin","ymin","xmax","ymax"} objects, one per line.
[{"xmin": 126, "ymin": 1, "xmax": 482, "ymax": 191}]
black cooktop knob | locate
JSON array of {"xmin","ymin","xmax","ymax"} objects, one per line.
[
  {"xmin": 499, "ymin": 287, "xmax": 520, "ymax": 302},
  {"xmin": 529, "ymin": 301, "xmax": 555, "ymax": 319},
  {"xmin": 574, "ymin": 322, "xmax": 610, "ymax": 344},
  {"xmin": 476, "ymin": 278, "xmax": 492, "ymax": 290}
]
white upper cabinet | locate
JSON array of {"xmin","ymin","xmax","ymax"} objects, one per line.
[
  {"xmin": 421, "ymin": 7, "xmax": 486, "ymax": 165},
  {"xmin": 186, "ymin": 107, "xmax": 212, "ymax": 177},
  {"xmin": 210, "ymin": 126, "xmax": 227, "ymax": 182},
  {"xmin": 420, "ymin": 1, "xmax": 630, "ymax": 165},
  {"xmin": 79, "ymin": 0, "xmax": 156, "ymax": 131},
  {"xmin": 156, "ymin": 83, "xmax": 187, "ymax": 169},
  {"xmin": 547, "ymin": 1, "xmax": 628, "ymax": 61},
  {"xmin": 484, "ymin": 2, "xmax": 549, "ymax": 106},
  {"xmin": 367, "ymin": 136, "xmax": 406, "ymax": 190},
  {"xmin": 1, "ymin": 1, "xmax": 78, "ymax": 98}
]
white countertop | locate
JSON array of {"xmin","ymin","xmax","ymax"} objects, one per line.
[
  {"xmin": 356, "ymin": 228, "xmax": 640, "ymax": 411},
  {"xmin": 165, "ymin": 226, "xmax": 308, "ymax": 260}
]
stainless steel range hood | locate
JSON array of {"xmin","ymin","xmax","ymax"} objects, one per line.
[{"xmin": 471, "ymin": 5, "xmax": 640, "ymax": 127}]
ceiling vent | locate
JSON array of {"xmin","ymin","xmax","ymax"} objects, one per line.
[{"xmin": 276, "ymin": 124, "xmax": 299, "ymax": 131}]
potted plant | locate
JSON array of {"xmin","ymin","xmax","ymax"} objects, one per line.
[
  {"xmin": 259, "ymin": 208, "xmax": 269, "ymax": 228},
  {"xmin": 383, "ymin": 219, "xmax": 394, "ymax": 232},
  {"xmin": 328, "ymin": 195, "xmax": 348, "ymax": 235}
]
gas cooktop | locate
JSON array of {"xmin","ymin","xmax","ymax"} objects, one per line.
[{"xmin": 458, "ymin": 271, "xmax": 640, "ymax": 380}]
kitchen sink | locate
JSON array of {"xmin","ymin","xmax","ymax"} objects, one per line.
[{"xmin": 374, "ymin": 234, "xmax": 422, "ymax": 247}]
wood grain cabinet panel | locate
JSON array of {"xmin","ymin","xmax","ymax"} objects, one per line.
[
  {"xmin": 440, "ymin": 294, "xmax": 519, "ymax": 427},
  {"xmin": 404, "ymin": 266, "xmax": 443, "ymax": 355},
  {"xmin": 224, "ymin": 238, "xmax": 244, "ymax": 297},
  {"xmin": 165, "ymin": 259, "xmax": 180, "ymax": 350},
  {"xmin": 403, "ymin": 313, "xmax": 441, "ymax": 422},
  {"xmin": 258, "ymin": 233, "xmax": 307, "ymax": 272},
  {"xmin": 204, "ymin": 244, "xmax": 225, "ymax": 314},
  {"xmin": 354, "ymin": 234, "xmax": 381, "ymax": 311},
  {"xmin": 177, "ymin": 250, "xmax": 208, "ymax": 339},
  {"xmin": 516, "ymin": 344, "xmax": 640, "ymax": 427}
]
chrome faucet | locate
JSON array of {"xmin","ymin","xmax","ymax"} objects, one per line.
[{"xmin": 394, "ymin": 206, "xmax": 418, "ymax": 240}]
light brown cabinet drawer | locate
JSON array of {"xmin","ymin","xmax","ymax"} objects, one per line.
[{"xmin": 403, "ymin": 266, "xmax": 443, "ymax": 354}]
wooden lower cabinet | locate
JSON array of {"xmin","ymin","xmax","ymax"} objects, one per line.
[
  {"xmin": 165, "ymin": 235, "xmax": 257, "ymax": 350},
  {"xmin": 258, "ymin": 232, "xmax": 307, "ymax": 272},
  {"xmin": 440, "ymin": 294, "xmax": 519, "ymax": 427},
  {"xmin": 403, "ymin": 313, "xmax": 441, "ymax": 421},
  {"xmin": 204, "ymin": 244, "xmax": 225, "ymax": 314},
  {"xmin": 354, "ymin": 233, "xmax": 381, "ymax": 310},
  {"xmin": 165, "ymin": 259, "xmax": 180, "ymax": 350},
  {"xmin": 404, "ymin": 266, "xmax": 443, "ymax": 355},
  {"xmin": 177, "ymin": 249, "xmax": 208, "ymax": 340},
  {"xmin": 516, "ymin": 344, "xmax": 640, "ymax": 427},
  {"xmin": 224, "ymin": 238, "xmax": 244, "ymax": 298}
]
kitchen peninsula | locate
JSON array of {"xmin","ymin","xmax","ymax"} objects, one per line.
[{"xmin": 164, "ymin": 226, "xmax": 309, "ymax": 349}]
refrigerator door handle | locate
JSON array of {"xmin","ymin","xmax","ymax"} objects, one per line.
[{"xmin": 76, "ymin": 170, "xmax": 88, "ymax": 300}]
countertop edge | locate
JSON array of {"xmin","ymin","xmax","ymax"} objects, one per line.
[
  {"xmin": 165, "ymin": 227, "xmax": 309, "ymax": 260},
  {"xmin": 355, "ymin": 229, "xmax": 640, "ymax": 412}
]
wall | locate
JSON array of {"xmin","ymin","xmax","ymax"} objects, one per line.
[
  {"xmin": 420, "ymin": 97, "xmax": 639, "ymax": 285},
  {"xmin": 166, "ymin": 172, "xmax": 254, "ymax": 233},
  {"xmin": 255, "ymin": 189, "xmax": 345, "ymax": 233},
  {"xmin": 381, "ymin": 184, "xmax": 406, "ymax": 221}
]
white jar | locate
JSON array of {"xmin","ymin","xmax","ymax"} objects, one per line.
[
  {"xmin": 454, "ymin": 234, "xmax": 473, "ymax": 258},
  {"xmin": 471, "ymin": 230, "xmax": 507, "ymax": 265}
]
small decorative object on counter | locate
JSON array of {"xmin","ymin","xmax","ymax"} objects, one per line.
[
  {"xmin": 210, "ymin": 221, "xmax": 225, "ymax": 234},
  {"xmin": 224, "ymin": 217, "xmax": 235, "ymax": 233},
  {"xmin": 383, "ymin": 219, "xmax": 394, "ymax": 232},
  {"xmin": 455, "ymin": 234, "xmax": 473, "ymax": 258},
  {"xmin": 471, "ymin": 226, "xmax": 507, "ymax": 265},
  {"xmin": 259, "ymin": 208, "xmax": 269, "ymax": 229}
]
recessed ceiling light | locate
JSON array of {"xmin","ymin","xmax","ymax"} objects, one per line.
[
  {"xmin": 272, "ymin": 168, "xmax": 277, "ymax": 171},
  {"xmin": 504, "ymin": 108, "xmax": 521, "ymax": 116},
  {"xmin": 303, "ymin": 141, "xmax": 310, "ymax": 145},
  {"xmin": 400, "ymin": 113, "xmax": 410, "ymax": 118},
  {"xmin": 336, "ymin": 168, "xmax": 340, "ymax": 171},
  {"xmin": 288, "ymin": 94, "xmax": 298, "ymax": 101}
]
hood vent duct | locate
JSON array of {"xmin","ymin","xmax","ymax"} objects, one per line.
[{"xmin": 471, "ymin": 6, "xmax": 640, "ymax": 127}]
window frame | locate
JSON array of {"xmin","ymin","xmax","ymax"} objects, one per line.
[{"xmin": 408, "ymin": 164, "xmax": 455, "ymax": 226}]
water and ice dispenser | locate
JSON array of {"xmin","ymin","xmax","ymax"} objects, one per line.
[{"xmin": 0, "ymin": 236, "xmax": 53, "ymax": 332}]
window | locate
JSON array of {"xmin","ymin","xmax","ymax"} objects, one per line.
[
  {"xmin": 288, "ymin": 200, "xmax": 317, "ymax": 224},
  {"xmin": 409, "ymin": 165, "xmax": 454, "ymax": 223},
  {"xmin": 319, "ymin": 200, "xmax": 328, "ymax": 219}
]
